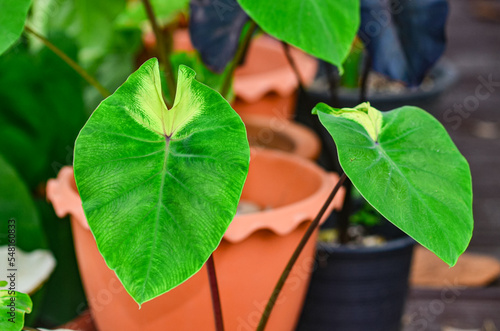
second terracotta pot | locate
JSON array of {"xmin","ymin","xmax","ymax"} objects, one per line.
[
  {"xmin": 47, "ymin": 149, "xmax": 343, "ymax": 331},
  {"xmin": 241, "ymin": 114, "xmax": 321, "ymax": 161}
]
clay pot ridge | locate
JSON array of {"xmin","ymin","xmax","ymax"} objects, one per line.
[{"xmin": 48, "ymin": 149, "xmax": 341, "ymax": 241}]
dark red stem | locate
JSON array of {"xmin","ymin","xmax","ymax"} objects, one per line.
[
  {"xmin": 207, "ymin": 254, "xmax": 224, "ymax": 331},
  {"xmin": 256, "ymin": 173, "xmax": 347, "ymax": 330}
]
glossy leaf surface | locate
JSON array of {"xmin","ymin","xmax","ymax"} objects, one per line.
[
  {"xmin": 0, "ymin": 289, "xmax": 32, "ymax": 331},
  {"xmin": 0, "ymin": 0, "xmax": 32, "ymax": 55},
  {"xmin": 189, "ymin": 0, "xmax": 249, "ymax": 72},
  {"xmin": 236, "ymin": 0, "xmax": 359, "ymax": 69},
  {"xmin": 359, "ymin": 0, "xmax": 448, "ymax": 86},
  {"xmin": 74, "ymin": 58, "xmax": 250, "ymax": 304},
  {"xmin": 316, "ymin": 103, "xmax": 473, "ymax": 266}
]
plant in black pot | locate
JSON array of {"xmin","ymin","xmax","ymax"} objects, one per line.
[
  {"xmin": 292, "ymin": 9, "xmax": 456, "ymax": 329},
  {"xmin": 295, "ymin": 98, "xmax": 473, "ymax": 331},
  {"xmin": 294, "ymin": 3, "xmax": 456, "ymax": 320}
]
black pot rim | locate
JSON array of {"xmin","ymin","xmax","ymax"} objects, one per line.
[
  {"xmin": 309, "ymin": 58, "xmax": 459, "ymax": 104},
  {"xmin": 317, "ymin": 235, "xmax": 416, "ymax": 255}
]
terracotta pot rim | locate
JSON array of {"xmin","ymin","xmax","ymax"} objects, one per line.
[
  {"xmin": 225, "ymin": 148, "xmax": 340, "ymax": 242},
  {"xmin": 233, "ymin": 35, "xmax": 318, "ymax": 103},
  {"xmin": 46, "ymin": 166, "xmax": 87, "ymax": 228},
  {"xmin": 46, "ymin": 150, "xmax": 341, "ymax": 243}
]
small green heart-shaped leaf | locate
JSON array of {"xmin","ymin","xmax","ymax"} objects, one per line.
[
  {"xmin": 0, "ymin": 289, "xmax": 32, "ymax": 331},
  {"xmin": 0, "ymin": 0, "xmax": 32, "ymax": 55},
  {"xmin": 74, "ymin": 58, "xmax": 250, "ymax": 305},
  {"xmin": 316, "ymin": 103, "xmax": 473, "ymax": 266},
  {"xmin": 236, "ymin": 0, "xmax": 360, "ymax": 69}
]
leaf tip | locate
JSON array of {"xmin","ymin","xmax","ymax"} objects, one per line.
[
  {"xmin": 312, "ymin": 102, "xmax": 332, "ymax": 116},
  {"xmin": 178, "ymin": 64, "xmax": 196, "ymax": 80},
  {"xmin": 131, "ymin": 292, "xmax": 145, "ymax": 309},
  {"xmin": 144, "ymin": 57, "xmax": 160, "ymax": 70}
]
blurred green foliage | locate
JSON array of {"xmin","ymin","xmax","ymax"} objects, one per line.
[{"xmin": 0, "ymin": 0, "xmax": 152, "ymax": 324}]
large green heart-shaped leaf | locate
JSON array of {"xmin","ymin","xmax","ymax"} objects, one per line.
[
  {"xmin": 74, "ymin": 58, "xmax": 250, "ymax": 305},
  {"xmin": 0, "ymin": 287, "xmax": 32, "ymax": 331},
  {"xmin": 0, "ymin": 0, "xmax": 32, "ymax": 55},
  {"xmin": 315, "ymin": 103, "xmax": 473, "ymax": 266},
  {"xmin": 236, "ymin": 0, "xmax": 360, "ymax": 69}
]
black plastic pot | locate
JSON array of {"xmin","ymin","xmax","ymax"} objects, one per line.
[{"xmin": 296, "ymin": 235, "xmax": 415, "ymax": 331}]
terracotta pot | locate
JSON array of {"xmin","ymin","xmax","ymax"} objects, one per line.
[
  {"xmin": 170, "ymin": 30, "xmax": 318, "ymax": 119},
  {"xmin": 47, "ymin": 149, "xmax": 344, "ymax": 331},
  {"xmin": 241, "ymin": 114, "xmax": 321, "ymax": 161}
]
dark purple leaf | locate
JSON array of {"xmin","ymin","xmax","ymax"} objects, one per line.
[
  {"xmin": 359, "ymin": 0, "xmax": 448, "ymax": 86},
  {"xmin": 189, "ymin": 0, "xmax": 249, "ymax": 73}
]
